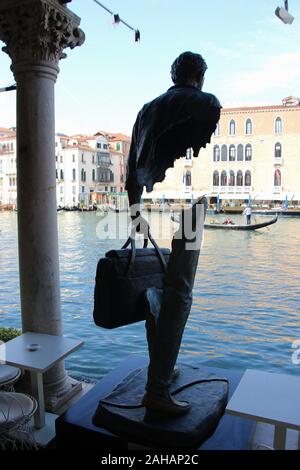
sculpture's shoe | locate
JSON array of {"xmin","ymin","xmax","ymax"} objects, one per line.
[
  {"xmin": 171, "ymin": 366, "xmax": 180, "ymax": 380},
  {"xmin": 142, "ymin": 391, "xmax": 191, "ymax": 416}
]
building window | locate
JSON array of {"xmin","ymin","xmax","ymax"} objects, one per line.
[
  {"xmin": 275, "ymin": 142, "xmax": 282, "ymax": 159},
  {"xmin": 185, "ymin": 171, "xmax": 191, "ymax": 187},
  {"xmin": 56, "ymin": 169, "xmax": 58, "ymax": 179},
  {"xmin": 92, "ymin": 169, "xmax": 96, "ymax": 181},
  {"xmin": 116, "ymin": 143, "xmax": 121, "ymax": 151},
  {"xmin": 274, "ymin": 169, "xmax": 281, "ymax": 187},
  {"xmin": 213, "ymin": 171, "xmax": 219, "ymax": 186},
  {"xmin": 97, "ymin": 143, "xmax": 101, "ymax": 149},
  {"xmin": 11, "ymin": 143, "xmax": 13, "ymax": 151},
  {"xmin": 72, "ymin": 154, "xmax": 75, "ymax": 162},
  {"xmin": 221, "ymin": 145, "xmax": 228, "ymax": 162},
  {"xmin": 82, "ymin": 186, "xmax": 85, "ymax": 193},
  {"xmin": 81, "ymin": 154, "xmax": 84, "ymax": 162},
  {"xmin": 245, "ymin": 119, "xmax": 252, "ymax": 135},
  {"xmin": 275, "ymin": 117, "xmax": 282, "ymax": 134},
  {"xmin": 236, "ymin": 170, "xmax": 243, "ymax": 187},
  {"xmin": 72, "ymin": 169, "xmax": 76, "ymax": 181},
  {"xmin": 103, "ymin": 144, "xmax": 108, "ymax": 150},
  {"xmin": 229, "ymin": 145, "xmax": 236, "ymax": 161},
  {"xmin": 214, "ymin": 122, "xmax": 220, "ymax": 136},
  {"xmin": 229, "ymin": 119, "xmax": 236, "ymax": 136},
  {"xmin": 60, "ymin": 169, "xmax": 64, "ymax": 180},
  {"xmin": 245, "ymin": 144, "xmax": 252, "ymax": 161},
  {"xmin": 245, "ymin": 170, "xmax": 251, "ymax": 187},
  {"xmin": 213, "ymin": 145, "xmax": 220, "ymax": 162},
  {"xmin": 237, "ymin": 144, "xmax": 243, "ymax": 161},
  {"xmin": 92, "ymin": 155, "xmax": 95, "ymax": 164},
  {"xmin": 81, "ymin": 168, "xmax": 84, "ymax": 181},
  {"xmin": 221, "ymin": 170, "xmax": 227, "ymax": 186},
  {"xmin": 60, "ymin": 155, "xmax": 63, "ymax": 163},
  {"xmin": 229, "ymin": 170, "xmax": 235, "ymax": 187},
  {"xmin": 72, "ymin": 186, "xmax": 76, "ymax": 194}
]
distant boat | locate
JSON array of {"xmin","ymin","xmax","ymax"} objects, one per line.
[
  {"xmin": 252, "ymin": 208, "xmax": 300, "ymax": 217},
  {"xmin": 171, "ymin": 214, "xmax": 278, "ymax": 231}
]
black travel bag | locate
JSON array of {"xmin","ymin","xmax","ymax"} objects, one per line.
[{"xmin": 93, "ymin": 232, "xmax": 170, "ymax": 329}]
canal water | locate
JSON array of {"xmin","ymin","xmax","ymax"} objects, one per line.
[{"xmin": 0, "ymin": 211, "xmax": 299, "ymax": 381}]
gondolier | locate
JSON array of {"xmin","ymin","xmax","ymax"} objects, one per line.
[{"xmin": 243, "ymin": 206, "xmax": 252, "ymax": 225}]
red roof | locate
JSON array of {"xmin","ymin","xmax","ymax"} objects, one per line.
[{"xmin": 222, "ymin": 104, "xmax": 300, "ymax": 114}]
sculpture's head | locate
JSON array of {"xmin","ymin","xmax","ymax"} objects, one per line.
[{"xmin": 171, "ymin": 51, "xmax": 207, "ymax": 89}]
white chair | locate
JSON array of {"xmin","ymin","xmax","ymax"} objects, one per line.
[
  {"xmin": 0, "ymin": 392, "xmax": 38, "ymax": 450},
  {"xmin": 0, "ymin": 365, "xmax": 21, "ymax": 392}
]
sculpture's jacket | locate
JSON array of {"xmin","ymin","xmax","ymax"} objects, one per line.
[{"xmin": 125, "ymin": 84, "xmax": 221, "ymax": 194}]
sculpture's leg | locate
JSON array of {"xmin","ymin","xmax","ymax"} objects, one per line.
[
  {"xmin": 144, "ymin": 288, "xmax": 162, "ymax": 360},
  {"xmin": 142, "ymin": 198, "xmax": 206, "ymax": 415}
]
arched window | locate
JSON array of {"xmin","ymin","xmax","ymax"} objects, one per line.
[
  {"xmin": 72, "ymin": 168, "xmax": 76, "ymax": 181},
  {"xmin": 229, "ymin": 171, "xmax": 235, "ymax": 187},
  {"xmin": 237, "ymin": 144, "xmax": 243, "ymax": 161},
  {"xmin": 229, "ymin": 145, "xmax": 236, "ymax": 161},
  {"xmin": 214, "ymin": 122, "xmax": 220, "ymax": 136},
  {"xmin": 81, "ymin": 168, "xmax": 85, "ymax": 181},
  {"xmin": 221, "ymin": 170, "xmax": 227, "ymax": 186},
  {"xmin": 60, "ymin": 169, "xmax": 64, "ymax": 180},
  {"xmin": 229, "ymin": 119, "xmax": 236, "ymax": 136},
  {"xmin": 275, "ymin": 117, "xmax": 282, "ymax": 134},
  {"xmin": 275, "ymin": 142, "xmax": 282, "ymax": 159},
  {"xmin": 245, "ymin": 171, "xmax": 251, "ymax": 187},
  {"xmin": 213, "ymin": 171, "xmax": 219, "ymax": 186},
  {"xmin": 92, "ymin": 169, "xmax": 96, "ymax": 181},
  {"xmin": 221, "ymin": 144, "xmax": 228, "ymax": 162},
  {"xmin": 185, "ymin": 171, "xmax": 191, "ymax": 187},
  {"xmin": 213, "ymin": 145, "xmax": 220, "ymax": 162},
  {"xmin": 274, "ymin": 169, "xmax": 281, "ymax": 187},
  {"xmin": 245, "ymin": 144, "xmax": 252, "ymax": 161},
  {"xmin": 236, "ymin": 171, "xmax": 243, "ymax": 187},
  {"xmin": 245, "ymin": 119, "xmax": 252, "ymax": 135}
]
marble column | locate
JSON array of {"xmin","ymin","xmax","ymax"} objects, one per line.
[{"xmin": 0, "ymin": 0, "xmax": 85, "ymax": 411}]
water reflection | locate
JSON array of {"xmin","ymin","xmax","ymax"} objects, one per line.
[{"xmin": 0, "ymin": 211, "xmax": 299, "ymax": 379}]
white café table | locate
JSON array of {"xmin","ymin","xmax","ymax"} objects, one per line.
[
  {"xmin": 0, "ymin": 332, "xmax": 83, "ymax": 429},
  {"xmin": 226, "ymin": 369, "xmax": 300, "ymax": 450}
]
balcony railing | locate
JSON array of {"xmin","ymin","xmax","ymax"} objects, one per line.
[{"xmin": 212, "ymin": 186, "xmax": 252, "ymax": 194}]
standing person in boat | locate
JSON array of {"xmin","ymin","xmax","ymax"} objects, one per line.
[
  {"xmin": 243, "ymin": 206, "xmax": 252, "ymax": 225},
  {"xmin": 125, "ymin": 51, "xmax": 221, "ymax": 415}
]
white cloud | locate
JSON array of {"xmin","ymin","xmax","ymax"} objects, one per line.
[{"xmin": 217, "ymin": 52, "xmax": 300, "ymax": 106}]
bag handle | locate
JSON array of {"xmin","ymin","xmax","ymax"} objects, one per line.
[{"xmin": 121, "ymin": 226, "xmax": 167, "ymax": 276}]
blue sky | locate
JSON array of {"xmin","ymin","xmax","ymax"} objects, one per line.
[{"xmin": 0, "ymin": 0, "xmax": 300, "ymax": 135}]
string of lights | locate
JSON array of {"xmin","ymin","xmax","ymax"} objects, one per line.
[
  {"xmin": 92, "ymin": 0, "xmax": 140, "ymax": 42},
  {"xmin": 0, "ymin": 84, "xmax": 16, "ymax": 93}
]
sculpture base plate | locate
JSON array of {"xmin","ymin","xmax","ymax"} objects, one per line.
[{"xmin": 93, "ymin": 364, "xmax": 228, "ymax": 448}]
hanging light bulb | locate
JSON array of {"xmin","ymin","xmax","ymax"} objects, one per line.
[
  {"xmin": 135, "ymin": 30, "xmax": 140, "ymax": 42},
  {"xmin": 113, "ymin": 14, "xmax": 120, "ymax": 25}
]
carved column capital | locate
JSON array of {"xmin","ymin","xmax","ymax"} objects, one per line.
[{"xmin": 0, "ymin": 0, "xmax": 85, "ymax": 65}]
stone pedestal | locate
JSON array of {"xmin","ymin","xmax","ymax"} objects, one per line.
[{"xmin": 0, "ymin": 0, "xmax": 85, "ymax": 411}]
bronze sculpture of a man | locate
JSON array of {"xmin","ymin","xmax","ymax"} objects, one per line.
[{"xmin": 125, "ymin": 51, "xmax": 221, "ymax": 416}]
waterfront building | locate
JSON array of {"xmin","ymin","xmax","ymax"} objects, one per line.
[
  {"xmin": 145, "ymin": 96, "xmax": 300, "ymax": 206},
  {"xmin": 0, "ymin": 131, "xmax": 17, "ymax": 207},
  {"xmin": 0, "ymin": 129, "xmax": 130, "ymax": 208}
]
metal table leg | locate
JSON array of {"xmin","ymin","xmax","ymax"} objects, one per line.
[
  {"xmin": 273, "ymin": 424, "xmax": 287, "ymax": 450},
  {"xmin": 30, "ymin": 371, "xmax": 45, "ymax": 429}
]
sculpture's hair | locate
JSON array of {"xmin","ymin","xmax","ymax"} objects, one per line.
[{"xmin": 171, "ymin": 51, "xmax": 207, "ymax": 85}]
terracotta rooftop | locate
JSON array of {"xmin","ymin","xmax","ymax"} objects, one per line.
[
  {"xmin": 0, "ymin": 133, "xmax": 16, "ymax": 140},
  {"xmin": 64, "ymin": 144, "xmax": 95, "ymax": 152}
]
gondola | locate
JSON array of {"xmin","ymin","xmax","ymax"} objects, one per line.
[{"xmin": 171, "ymin": 214, "xmax": 278, "ymax": 231}]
